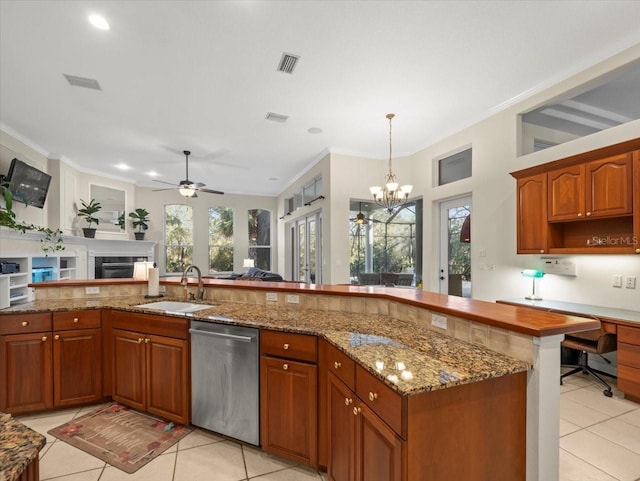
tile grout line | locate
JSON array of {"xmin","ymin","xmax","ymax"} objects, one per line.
[{"xmin": 560, "ymin": 447, "xmax": 623, "ymax": 481}]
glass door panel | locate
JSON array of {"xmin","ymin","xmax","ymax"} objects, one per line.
[{"xmin": 439, "ymin": 196, "xmax": 471, "ymax": 298}]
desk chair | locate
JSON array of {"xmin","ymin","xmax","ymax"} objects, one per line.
[{"xmin": 560, "ymin": 327, "xmax": 617, "ymax": 397}]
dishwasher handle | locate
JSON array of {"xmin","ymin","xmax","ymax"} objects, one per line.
[{"xmin": 189, "ymin": 328, "xmax": 255, "ymax": 343}]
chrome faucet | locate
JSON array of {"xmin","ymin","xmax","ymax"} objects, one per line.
[{"xmin": 180, "ymin": 264, "xmax": 204, "ymax": 300}]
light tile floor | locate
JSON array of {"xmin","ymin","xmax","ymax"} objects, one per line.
[{"xmin": 16, "ymin": 371, "xmax": 640, "ymax": 481}]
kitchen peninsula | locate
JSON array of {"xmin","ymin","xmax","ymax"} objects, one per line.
[{"xmin": 0, "ymin": 278, "xmax": 599, "ymax": 481}]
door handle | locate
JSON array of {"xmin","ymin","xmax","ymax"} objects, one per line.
[
  {"xmin": 189, "ymin": 329, "xmax": 254, "ymax": 342},
  {"xmin": 439, "ymin": 276, "xmax": 445, "ymax": 280}
]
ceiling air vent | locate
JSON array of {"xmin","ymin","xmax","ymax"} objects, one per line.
[
  {"xmin": 63, "ymin": 74, "xmax": 102, "ymax": 91},
  {"xmin": 277, "ymin": 53, "xmax": 299, "ymax": 74},
  {"xmin": 265, "ymin": 112, "xmax": 289, "ymax": 123}
]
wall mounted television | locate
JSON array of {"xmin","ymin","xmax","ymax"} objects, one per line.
[{"xmin": 5, "ymin": 158, "xmax": 52, "ymax": 209}]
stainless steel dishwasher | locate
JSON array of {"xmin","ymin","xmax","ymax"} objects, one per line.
[{"xmin": 189, "ymin": 320, "xmax": 259, "ymax": 445}]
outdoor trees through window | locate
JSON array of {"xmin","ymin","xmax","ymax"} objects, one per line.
[
  {"xmin": 209, "ymin": 206, "xmax": 234, "ymax": 272},
  {"xmin": 165, "ymin": 204, "xmax": 193, "ymax": 273},
  {"xmin": 248, "ymin": 209, "xmax": 271, "ymax": 270}
]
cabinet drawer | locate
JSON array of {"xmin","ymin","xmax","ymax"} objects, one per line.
[
  {"xmin": 111, "ymin": 310, "xmax": 188, "ymax": 340},
  {"xmin": 619, "ymin": 326, "xmax": 640, "ymax": 346},
  {"xmin": 618, "ymin": 364, "xmax": 640, "ymax": 399},
  {"xmin": 356, "ymin": 364, "xmax": 404, "ymax": 436},
  {"xmin": 619, "ymin": 342, "xmax": 640, "ymax": 370},
  {"xmin": 261, "ymin": 330, "xmax": 317, "ymax": 363},
  {"xmin": 53, "ymin": 310, "xmax": 101, "ymax": 330},
  {"xmin": 326, "ymin": 342, "xmax": 355, "ymax": 390},
  {"xmin": 0, "ymin": 312, "xmax": 52, "ymax": 335}
]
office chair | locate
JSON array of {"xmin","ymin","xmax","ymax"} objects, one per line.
[{"xmin": 560, "ymin": 327, "xmax": 617, "ymax": 397}]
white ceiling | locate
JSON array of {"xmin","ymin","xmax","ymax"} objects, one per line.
[{"xmin": 1, "ymin": 1, "xmax": 640, "ymax": 196}]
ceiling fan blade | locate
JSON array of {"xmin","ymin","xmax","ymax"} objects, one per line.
[
  {"xmin": 153, "ymin": 179, "xmax": 179, "ymax": 187},
  {"xmin": 192, "ymin": 182, "xmax": 205, "ymax": 188},
  {"xmin": 196, "ymin": 187, "xmax": 225, "ymax": 195},
  {"xmin": 152, "ymin": 188, "xmax": 177, "ymax": 192}
]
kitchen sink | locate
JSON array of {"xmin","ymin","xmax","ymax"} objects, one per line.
[{"xmin": 134, "ymin": 301, "xmax": 214, "ymax": 313}]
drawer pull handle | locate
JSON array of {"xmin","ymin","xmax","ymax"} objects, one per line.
[
  {"xmin": 55, "ymin": 335, "xmax": 60, "ymax": 340},
  {"xmin": 283, "ymin": 363, "xmax": 289, "ymax": 370},
  {"xmin": 73, "ymin": 318, "xmax": 79, "ymax": 323},
  {"xmin": 283, "ymin": 343, "xmax": 289, "ymax": 350},
  {"xmin": 334, "ymin": 361, "xmax": 342, "ymax": 369},
  {"xmin": 353, "ymin": 406, "xmax": 361, "ymax": 416},
  {"xmin": 636, "ymin": 248, "xmax": 640, "ymax": 254},
  {"xmin": 21, "ymin": 321, "xmax": 28, "ymax": 327},
  {"xmin": 577, "ymin": 213, "xmax": 582, "ymax": 217},
  {"xmin": 586, "ymin": 212, "xmax": 591, "ymax": 217},
  {"xmin": 344, "ymin": 397, "xmax": 353, "ymax": 406},
  {"xmin": 145, "ymin": 338, "xmax": 150, "ymax": 343},
  {"xmin": 369, "ymin": 392, "xmax": 378, "ymax": 401},
  {"xmin": 138, "ymin": 338, "xmax": 144, "ymax": 344},
  {"xmin": 42, "ymin": 336, "xmax": 48, "ymax": 342}
]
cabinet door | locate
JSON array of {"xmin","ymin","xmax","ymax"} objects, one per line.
[
  {"xmin": 53, "ymin": 328, "xmax": 102, "ymax": 407},
  {"xmin": 328, "ymin": 374, "xmax": 356, "ymax": 481},
  {"xmin": 0, "ymin": 332, "xmax": 52, "ymax": 413},
  {"xmin": 355, "ymin": 402, "xmax": 403, "ymax": 481},
  {"xmin": 112, "ymin": 329, "xmax": 145, "ymax": 411},
  {"xmin": 548, "ymin": 165, "xmax": 585, "ymax": 221},
  {"xmin": 146, "ymin": 334, "xmax": 189, "ymax": 424},
  {"xmin": 261, "ymin": 356, "xmax": 318, "ymax": 467},
  {"xmin": 517, "ymin": 174, "xmax": 548, "ymax": 253},
  {"xmin": 586, "ymin": 154, "xmax": 633, "ymax": 218}
]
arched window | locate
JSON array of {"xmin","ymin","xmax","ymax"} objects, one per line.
[
  {"xmin": 248, "ymin": 209, "xmax": 271, "ymax": 270},
  {"xmin": 209, "ymin": 206, "xmax": 234, "ymax": 272},
  {"xmin": 164, "ymin": 204, "xmax": 193, "ymax": 273}
]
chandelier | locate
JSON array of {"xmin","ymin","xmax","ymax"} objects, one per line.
[{"xmin": 369, "ymin": 113, "xmax": 413, "ymax": 213}]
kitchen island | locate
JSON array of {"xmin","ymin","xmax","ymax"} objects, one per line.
[
  {"xmin": 1, "ymin": 278, "xmax": 600, "ymax": 481},
  {"xmin": 0, "ymin": 412, "xmax": 45, "ymax": 481}
]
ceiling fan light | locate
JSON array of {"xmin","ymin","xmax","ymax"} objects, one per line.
[{"xmin": 179, "ymin": 186, "xmax": 195, "ymax": 197}]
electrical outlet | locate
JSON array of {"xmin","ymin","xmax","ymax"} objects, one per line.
[
  {"xmin": 159, "ymin": 285, "xmax": 166, "ymax": 293},
  {"xmin": 432, "ymin": 314, "xmax": 447, "ymax": 329},
  {"xmin": 626, "ymin": 276, "xmax": 637, "ymax": 289},
  {"xmin": 85, "ymin": 286, "xmax": 100, "ymax": 294},
  {"xmin": 541, "ymin": 257, "xmax": 576, "ymax": 276},
  {"xmin": 266, "ymin": 292, "xmax": 278, "ymax": 301},
  {"xmin": 612, "ymin": 275, "xmax": 622, "ymax": 288},
  {"xmin": 286, "ymin": 294, "xmax": 299, "ymax": 304}
]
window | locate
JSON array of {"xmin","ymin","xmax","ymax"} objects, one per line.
[
  {"xmin": 437, "ymin": 148, "xmax": 472, "ymax": 186},
  {"xmin": 164, "ymin": 204, "xmax": 193, "ymax": 274},
  {"xmin": 209, "ymin": 206, "xmax": 234, "ymax": 272},
  {"xmin": 248, "ymin": 209, "xmax": 271, "ymax": 270},
  {"xmin": 349, "ymin": 200, "xmax": 421, "ymax": 285},
  {"xmin": 283, "ymin": 176, "xmax": 323, "ymax": 215}
]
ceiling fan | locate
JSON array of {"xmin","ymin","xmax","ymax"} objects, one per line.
[
  {"xmin": 153, "ymin": 150, "xmax": 224, "ymax": 197},
  {"xmin": 349, "ymin": 202, "xmax": 379, "ymax": 225}
]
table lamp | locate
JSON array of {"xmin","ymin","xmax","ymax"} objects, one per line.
[{"xmin": 522, "ymin": 269, "xmax": 544, "ymax": 300}]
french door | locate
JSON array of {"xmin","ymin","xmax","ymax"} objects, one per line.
[
  {"xmin": 289, "ymin": 211, "xmax": 322, "ymax": 284},
  {"xmin": 439, "ymin": 196, "xmax": 471, "ymax": 297}
]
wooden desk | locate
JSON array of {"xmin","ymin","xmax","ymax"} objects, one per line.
[{"xmin": 497, "ymin": 299, "xmax": 640, "ymax": 403}]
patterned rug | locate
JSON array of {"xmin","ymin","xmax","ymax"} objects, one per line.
[{"xmin": 48, "ymin": 403, "xmax": 192, "ymax": 473}]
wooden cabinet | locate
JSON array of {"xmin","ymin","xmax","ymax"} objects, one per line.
[
  {"xmin": 517, "ymin": 173, "xmax": 548, "ymax": 253},
  {"xmin": 618, "ymin": 325, "xmax": 640, "ymax": 403},
  {"xmin": 260, "ymin": 330, "xmax": 318, "ymax": 467},
  {"xmin": 52, "ymin": 310, "xmax": 102, "ymax": 407},
  {"xmin": 328, "ymin": 372, "xmax": 403, "ymax": 481},
  {"xmin": 511, "ymin": 139, "xmax": 640, "ymax": 254},
  {"xmin": 111, "ymin": 310, "xmax": 190, "ymax": 424},
  {"xmin": 548, "ymin": 154, "xmax": 632, "ymax": 222},
  {"xmin": 1, "ymin": 311, "xmax": 102, "ymax": 414},
  {"xmin": 325, "ymin": 341, "xmax": 526, "ymax": 481}
]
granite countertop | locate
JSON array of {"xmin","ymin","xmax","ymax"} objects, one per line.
[
  {"xmin": 0, "ymin": 413, "xmax": 46, "ymax": 481},
  {"xmin": 1, "ymin": 296, "xmax": 531, "ymax": 397},
  {"xmin": 499, "ymin": 298, "xmax": 640, "ymax": 325}
]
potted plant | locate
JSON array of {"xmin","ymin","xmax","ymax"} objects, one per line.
[
  {"xmin": 78, "ymin": 198, "xmax": 101, "ymax": 238},
  {"xmin": 116, "ymin": 212, "xmax": 125, "ymax": 231},
  {"xmin": 129, "ymin": 208, "xmax": 150, "ymax": 240}
]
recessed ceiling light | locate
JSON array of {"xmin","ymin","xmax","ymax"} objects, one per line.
[
  {"xmin": 147, "ymin": 171, "xmax": 159, "ymax": 177},
  {"xmin": 89, "ymin": 14, "xmax": 110, "ymax": 31},
  {"xmin": 115, "ymin": 163, "xmax": 131, "ymax": 171},
  {"xmin": 307, "ymin": 127, "xmax": 323, "ymax": 134},
  {"xmin": 268, "ymin": 177, "xmax": 278, "ymax": 181}
]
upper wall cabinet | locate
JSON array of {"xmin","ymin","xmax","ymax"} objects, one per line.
[{"xmin": 511, "ymin": 139, "xmax": 640, "ymax": 255}]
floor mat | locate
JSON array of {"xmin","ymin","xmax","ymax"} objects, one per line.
[{"xmin": 48, "ymin": 403, "xmax": 191, "ymax": 473}]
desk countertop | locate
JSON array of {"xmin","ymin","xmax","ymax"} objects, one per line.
[{"xmin": 498, "ymin": 298, "xmax": 640, "ymax": 325}]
